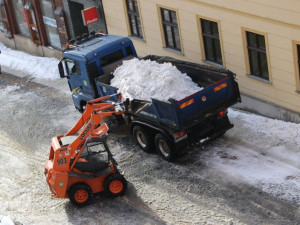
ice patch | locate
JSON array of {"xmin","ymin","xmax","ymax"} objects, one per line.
[
  {"xmin": 1, "ymin": 85, "xmax": 20, "ymax": 95},
  {"xmin": 111, "ymin": 58, "xmax": 203, "ymax": 102}
]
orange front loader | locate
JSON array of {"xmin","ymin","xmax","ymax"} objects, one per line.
[{"xmin": 45, "ymin": 95, "xmax": 127, "ymax": 205}]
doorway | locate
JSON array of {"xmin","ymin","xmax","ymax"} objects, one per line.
[{"xmin": 69, "ymin": 1, "xmax": 88, "ymax": 38}]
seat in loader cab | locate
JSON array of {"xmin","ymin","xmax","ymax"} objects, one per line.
[{"xmin": 71, "ymin": 124, "xmax": 111, "ymax": 173}]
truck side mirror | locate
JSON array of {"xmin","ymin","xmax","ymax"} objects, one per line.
[{"xmin": 58, "ymin": 60, "xmax": 68, "ymax": 78}]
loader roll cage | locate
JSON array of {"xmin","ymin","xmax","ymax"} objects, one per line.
[{"xmin": 48, "ymin": 94, "xmax": 124, "ymax": 173}]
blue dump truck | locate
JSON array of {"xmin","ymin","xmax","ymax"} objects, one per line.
[{"xmin": 59, "ymin": 31, "xmax": 241, "ymax": 161}]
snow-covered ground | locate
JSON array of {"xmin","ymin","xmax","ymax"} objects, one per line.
[
  {"xmin": 0, "ymin": 43, "xmax": 300, "ymax": 224},
  {"xmin": 0, "ymin": 43, "xmax": 300, "ymax": 203}
]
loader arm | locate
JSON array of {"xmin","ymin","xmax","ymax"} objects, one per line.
[
  {"xmin": 68, "ymin": 109, "xmax": 123, "ymax": 170},
  {"xmin": 65, "ymin": 94, "xmax": 118, "ymax": 136},
  {"xmin": 50, "ymin": 95, "xmax": 124, "ymax": 172}
]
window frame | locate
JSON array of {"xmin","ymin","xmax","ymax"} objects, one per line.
[
  {"xmin": 0, "ymin": 3, "xmax": 10, "ymax": 35},
  {"xmin": 242, "ymin": 28, "xmax": 272, "ymax": 84},
  {"xmin": 157, "ymin": 5, "xmax": 183, "ymax": 54},
  {"xmin": 21, "ymin": 0, "xmax": 49, "ymax": 46},
  {"xmin": 197, "ymin": 16, "xmax": 225, "ymax": 67},
  {"xmin": 292, "ymin": 40, "xmax": 300, "ymax": 93},
  {"xmin": 0, "ymin": 0, "xmax": 18, "ymax": 38},
  {"xmin": 24, "ymin": 7, "xmax": 41, "ymax": 45},
  {"xmin": 124, "ymin": 0, "xmax": 144, "ymax": 40}
]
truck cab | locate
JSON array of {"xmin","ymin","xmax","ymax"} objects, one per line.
[{"xmin": 59, "ymin": 32, "xmax": 137, "ymax": 111}]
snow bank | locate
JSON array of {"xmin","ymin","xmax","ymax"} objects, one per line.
[
  {"xmin": 206, "ymin": 109, "xmax": 300, "ymax": 204},
  {"xmin": 111, "ymin": 58, "xmax": 203, "ymax": 102},
  {"xmin": 0, "ymin": 43, "xmax": 59, "ymax": 80},
  {"xmin": 229, "ymin": 109, "xmax": 300, "ymax": 145}
]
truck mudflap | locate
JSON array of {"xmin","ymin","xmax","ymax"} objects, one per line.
[{"xmin": 173, "ymin": 115, "xmax": 233, "ymax": 155}]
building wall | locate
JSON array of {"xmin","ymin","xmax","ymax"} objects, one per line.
[
  {"xmin": 62, "ymin": 0, "xmax": 107, "ymax": 39},
  {"xmin": 102, "ymin": 0, "xmax": 300, "ymax": 121},
  {"xmin": 0, "ymin": 0, "xmax": 106, "ymax": 59}
]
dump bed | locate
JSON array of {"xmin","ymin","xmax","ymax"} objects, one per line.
[{"xmin": 95, "ymin": 55, "xmax": 240, "ymax": 130}]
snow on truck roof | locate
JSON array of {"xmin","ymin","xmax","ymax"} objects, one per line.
[{"xmin": 62, "ymin": 34, "xmax": 132, "ymax": 62}]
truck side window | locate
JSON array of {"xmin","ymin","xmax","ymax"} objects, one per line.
[
  {"xmin": 100, "ymin": 50, "xmax": 124, "ymax": 67},
  {"xmin": 88, "ymin": 62, "xmax": 100, "ymax": 78},
  {"xmin": 126, "ymin": 46, "xmax": 133, "ymax": 56},
  {"xmin": 66, "ymin": 60, "xmax": 81, "ymax": 75}
]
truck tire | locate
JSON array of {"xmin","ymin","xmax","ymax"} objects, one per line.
[
  {"xmin": 132, "ymin": 125, "xmax": 154, "ymax": 153},
  {"xmin": 69, "ymin": 184, "xmax": 92, "ymax": 206},
  {"xmin": 104, "ymin": 174, "xmax": 127, "ymax": 197},
  {"xmin": 155, "ymin": 133, "xmax": 175, "ymax": 161}
]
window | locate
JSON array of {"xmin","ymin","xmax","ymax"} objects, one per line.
[
  {"xmin": 160, "ymin": 8, "xmax": 181, "ymax": 51},
  {"xmin": 88, "ymin": 62, "xmax": 101, "ymax": 79},
  {"xmin": 100, "ymin": 50, "xmax": 124, "ymax": 67},
  {"xmin": 246, "ymin": 31, "xmax": 269, "ymax": 81},
  {"xmin": 66, "ymin": 60, "xmax": 80, "ymax": 75},
  {"xmin": 126, "ymin": 45, "xmax": 133, "ymax": 56},
  {"xmin": 41, "ymin": 0, "xmax": 61, "ymax": 49},
  {"xmin": 24, "ymin": 5, "xmax": 41, "ymax": 45},
  {"xmin": 0, "ymin": 3, "xmax": 8, "ymax": 33},
  {"xmin": 200, "ymin": 18, "xmax": 222, "ymax": 65},
  {"xmin": 295, "ymin": 44, "xmax": 300, "ymax": 91},
  {"xmin": 0, "ymin": 0, "xmax": 17, "ymax": 37},
  {"xmin": 12, "ymin": 0, "xmax": 30, "ymax": 38},
  {"xmin": 125, "ymin": 0, "xmax": 143, "ymax": 39}
]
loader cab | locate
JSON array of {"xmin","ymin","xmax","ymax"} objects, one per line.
[
  {"xmin": 59, "ymin": 32, "xmax": 137, "ymax": 111},
  {"xmin": 73, "ymin": 136, "xmax": 111, "ymax": 173}
]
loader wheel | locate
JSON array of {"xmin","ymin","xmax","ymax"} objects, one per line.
[
  {"xmin": 69, "ymin": 184, "xmax": 92, "ymax": 206},
  {"xmin": 133, "ymin": 125, "xmax": 154, "ymax": 153},
  {"xmin": 104, "ymin": 174, "xmax": 127, "ymax": 197},
  {"xmin": 155, "ymin": 133, "xmax": 175, "ymax": 162}
]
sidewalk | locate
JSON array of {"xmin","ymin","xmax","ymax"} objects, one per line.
[{"xmin": 0, "ymin": 42, "xmax": 68, "ymax": 93}]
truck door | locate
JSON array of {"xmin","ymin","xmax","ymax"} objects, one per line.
[
  {"xmin": 65, "ymin": 59, "xmax": 94, "ymax": 96},
  {"xmin": 65, "ymin": 59, "xmax": 82, "ymax": 92}
]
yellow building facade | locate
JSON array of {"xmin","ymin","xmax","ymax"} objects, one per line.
[{"xmin": 102, "ymin": 0, "xmax": 300, "ymax": 122}]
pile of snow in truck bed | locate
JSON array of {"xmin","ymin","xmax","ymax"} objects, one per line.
[{"xmin": 111, "ymin": 58, "xmax": 203, "ymax": 102}]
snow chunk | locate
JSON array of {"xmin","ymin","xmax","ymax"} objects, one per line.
[
  {"xmin": 111, "ymin": 58, "xmax": 203, "ymax": 102},
  {"xmin": 0, "ymin": 215, "xmax": 14, "ymax": 225},
  {"xmin": 0, "ymin": 43, "xmax": 59, "ymax": 80}
]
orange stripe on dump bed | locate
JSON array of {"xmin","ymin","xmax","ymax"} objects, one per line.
[
  {"xmin": 180, "ymin": 98, "xmax": 195, "ymax": 109},
  {"xmin": 214, "ymin": 82, "xmax": 228, "ymax": 92}
]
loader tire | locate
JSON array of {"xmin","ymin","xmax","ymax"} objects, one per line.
[
  {"xmin": 155, "ymin": 133, "xmax": 175, "ymax": 162},
  {"xmin": 133, "ymin": 125, "xmax": 154, "ymax": 153},
  {"xmin": 104, "ymin": 174, "xmax": 127, "ymax": 197},
  {"xmin": 69, "ymin": 184, "xmax": 92, "ymax": 206}
]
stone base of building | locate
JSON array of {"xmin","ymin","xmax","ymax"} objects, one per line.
[
  {"xmin": 234, "ymin": 94, "xmax": 300, "ymax": 123},
  {"xmin": 0, "ymin": 33, "xmax": 61, "ymax": 60}
]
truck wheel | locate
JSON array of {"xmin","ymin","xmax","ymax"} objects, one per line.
[
  {"xmin": 69, "ymin": 184, "xmax": 92, "ymax": 206},
  {"xmin": 104, "ymin": 174, "xmax": 127, "ymax": 196},
  {"xmin": 155, "ymin": 133, "xmax": 175, "ymax": 161},
  {"xmin": 133, "ymin": 126, "xmax": 154, "ymax": 153}
]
